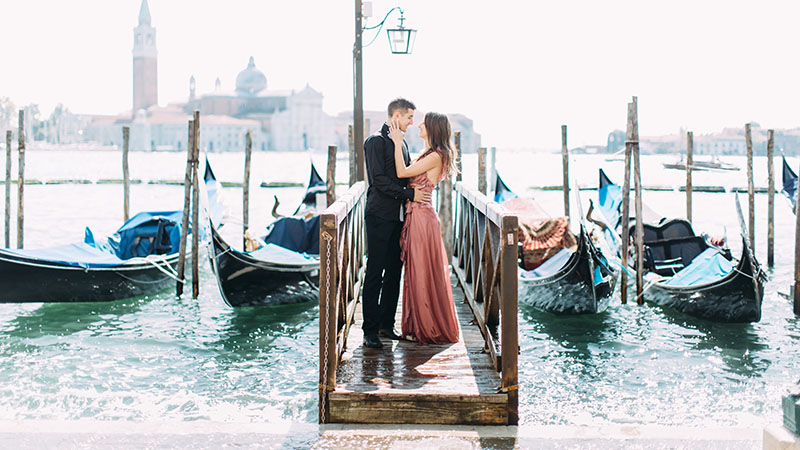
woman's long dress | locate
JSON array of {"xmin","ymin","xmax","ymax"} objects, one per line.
[{"xmin": 400, "ymin": 162, "xmax": 459, "ymax": 345}]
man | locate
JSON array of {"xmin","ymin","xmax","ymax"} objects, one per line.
[{"xmin": 362, "ymin": 98, "xmax": 430, "ymax": 349}]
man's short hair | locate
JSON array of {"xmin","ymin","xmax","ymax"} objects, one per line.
[{"xmin": 387, "ymin": 98, "xmax": 416, "ymax": 117}]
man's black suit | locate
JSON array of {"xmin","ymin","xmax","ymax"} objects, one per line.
[{"xmin": 362, "ymin": 123, "xmax": 414, "ymax": 336}]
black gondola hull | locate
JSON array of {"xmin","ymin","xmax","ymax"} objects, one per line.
[
  {"xmin": 518, "ymin": 229, "xmax": 617, "ymax": 314},
  {"xmin": 642, "ymin": 244, "xmax": 764, "ymax": 323},
  {"xmin": 0, "ymin": 253, "xmax": 181, "ymax": 303},
  {"xmin": 209, "ymin": 227, "xmax": 318, "ymax": 307}
]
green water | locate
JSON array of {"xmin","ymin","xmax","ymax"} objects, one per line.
[{"xmin": 0, "ymin": 151, "xmax": 798, "ymax": 427}]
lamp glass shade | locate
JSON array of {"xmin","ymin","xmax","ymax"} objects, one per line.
[{"xmin": 386, "ymin": 28, "xmax": 416, "ymax": 54}]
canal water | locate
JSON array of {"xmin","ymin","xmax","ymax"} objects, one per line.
[{"xmin": 0, "ymin": 149, "xmax": 797, "ymax": 426}]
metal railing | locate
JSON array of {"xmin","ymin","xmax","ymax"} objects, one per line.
[
  {"xmin": 318, "ymin": 181, "xmax": 367, "ymax": 423},
  {"xmin": 451, "ymin": 181, "xmax": 519, "ymax": 425}
]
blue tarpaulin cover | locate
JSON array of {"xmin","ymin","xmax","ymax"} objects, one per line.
[
  {"xmin": 663, "ymin": 248, "xmax": 733, "ymax": 287},
  {"xmin": 1, "ymin": 211, "xmax": 183, "ymax": 269},
  {"xmin": 249, "ymin": 243, "xmax": 317, "ymax": 266},
  {"xmin": 520, "ymin": 248, "xmax": 573, "ymax": 279},
  {"xmin": 263, "ymin": 215, "xmax": 320, "ymax": 255}
]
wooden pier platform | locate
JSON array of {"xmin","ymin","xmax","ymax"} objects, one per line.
[{"xmin": 327, "ymin": 273, "xmax": 508, "ymax": 425}]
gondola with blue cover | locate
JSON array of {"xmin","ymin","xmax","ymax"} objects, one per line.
[
  {"xmin": 206, "ymin": 161, "xmax": 322, "ymax": 307},
  {"xmin": 0, "ymin": 211, "xmax": 185, "ymax": 303},
  {"xmin": 596, "ymin": 168, "xmax": 766, "ymax": 322},
  {"xmin": 495, "ymin": 174, "xmax": 617, "ymax": 314}
]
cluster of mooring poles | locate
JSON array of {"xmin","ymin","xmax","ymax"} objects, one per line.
[{"xmin": 176, "ymin": 111, "xmax": 201, "ymax": 298}]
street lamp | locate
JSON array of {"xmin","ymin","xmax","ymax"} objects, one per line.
[{"xmin": 353, "ymin": 4, "xmax": 417, "ymax": 182}]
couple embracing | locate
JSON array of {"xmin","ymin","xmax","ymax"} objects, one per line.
[{"xmin": 361, "ymin": 98, "xmax": 459, "ymax": 349}]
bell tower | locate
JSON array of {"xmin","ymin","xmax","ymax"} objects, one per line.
[{"xmin": 132, "ymin": 0, "xmax": 158, "ymax": 113}]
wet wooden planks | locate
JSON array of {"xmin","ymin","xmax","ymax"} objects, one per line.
[{"xmin": 328, "ymin": 273, "xmax": 509, "ymax": 425}]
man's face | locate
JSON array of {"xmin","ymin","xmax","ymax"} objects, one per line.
[{"xmin": 394, "ymin": 109, "xmax": 415, "ymax": 132}]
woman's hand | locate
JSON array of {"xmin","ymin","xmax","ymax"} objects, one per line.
[{"xmin": 388, "ymin": 119, "xmax": 403, "ymax": 146}]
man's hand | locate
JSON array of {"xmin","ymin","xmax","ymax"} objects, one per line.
[{"xmin": 413, "ymin": 188, "xmax": 431, "ymax": 203}]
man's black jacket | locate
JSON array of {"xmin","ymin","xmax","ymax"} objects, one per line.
[{"xmin": 364, "ymin": 123, "xmax": 414, "ymax": 222}]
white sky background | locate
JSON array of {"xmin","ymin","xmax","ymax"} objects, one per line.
[{"xmin": 0, "ymin": 0, "xmax": 798, "ymax": 149}]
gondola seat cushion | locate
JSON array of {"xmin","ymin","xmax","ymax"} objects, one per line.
[{"xmin": 263, "ymin": 215, "xmax": 320, "ymax": 255}]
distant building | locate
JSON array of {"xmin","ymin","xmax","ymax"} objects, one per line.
[{"xmin": 58, "ymin": 0, "xmax": 480, "ymax": 153}]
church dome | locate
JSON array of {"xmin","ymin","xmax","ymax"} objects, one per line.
[{"xmin": 235, "ymin": 56, "xmax": 266, "ymax": 95}]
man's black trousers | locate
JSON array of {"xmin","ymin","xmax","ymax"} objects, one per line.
[{"xmin": 362, "ymin": 214, "xmax": 403, "ymax": 336}]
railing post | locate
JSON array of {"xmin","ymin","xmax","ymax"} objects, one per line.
[
  {"xmin": 319, "ymin": 211, "xmax": 339, "ymax": 423},
  {"xmin": 500, "ymin": 213, "xmax": 519, "ymax": 425}
]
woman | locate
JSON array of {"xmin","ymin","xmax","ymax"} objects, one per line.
[{"xmin": 388, "ymin": 112, "xmax": 459, "ymax": 345}]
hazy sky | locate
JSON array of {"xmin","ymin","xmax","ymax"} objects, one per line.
[{"xmin": 1, "ymin": 0, "xmax": 798, "ymax": 149}]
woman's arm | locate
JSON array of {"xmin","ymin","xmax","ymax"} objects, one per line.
[{"xmin": 389, "ymin": 119, "xmax": 440, "ymax": 179}]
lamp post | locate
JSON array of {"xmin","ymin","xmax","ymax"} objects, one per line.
[{"xmin": 353, "ymin": 4, "xmax": 417, "ymax": 182}]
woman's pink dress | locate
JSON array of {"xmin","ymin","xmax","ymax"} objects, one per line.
[{"xmin": 400, "ymin": 156, "xmax": 459, "ymax": 345}]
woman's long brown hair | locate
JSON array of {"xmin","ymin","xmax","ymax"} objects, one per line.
[{"xmin": 424, "ymin": 112, "xmax": 458, "ymax": 177}]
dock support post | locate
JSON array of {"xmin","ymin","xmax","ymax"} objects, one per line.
[
  {"xmin": 122, "ymin": 126, "xmax": 130, "ymax": 222},
  {"xmin": 478, "ymin": 147, "xmax": 487, "ymax": 195},
  {"xmin": 177, "ymin": 121, "xmax": 193, "ymax": 296},
  {"xmin": 455, "ymin": 130, "xmax": 462, "ymax": 182},
  {"xmin": 632, "ymin": 98, "xmax": 644, "ymax": 303},
  {"xmin": 4, "ymin": 130, "xmax": 11, "ymax": 248},
  {"xmin": 746, "ymin": 123, "xmax": 755, "ymax": 252},
  {"xmin": 319, "ymin": 212, "xmax": 339, "ymax": 423},
  {"xmin": 191, "ymin": 111, "xmax": 200, "ymax": 299},
  {"xmin": 16, "ymin": 110, "xmax": 24, "ymax": 249},
  {"xmin": 243, "ymin": 130, "xmax": 253, "ymax": 250},
  {"xmin": 500, "ymin": 214, "xmax": 519, "ymax": 425},
  {"xmin": 561, "ymin": 125, "xmax": 569, "ymax": 217},
  {"xmin": 767, "ymin": 129, "xmax": 775, "ymax": 268},
  {"xmin": 686, "ymin": 131, "xmax": 693, "ymax": 223},
  {"xmin": 348, "ymin": 125, "xmax": 355, "ymax": 186},
  {"xmin": 327, "ymin": 145, "xmax": 337, "ymax": 207},
  {"xmin": 621, "ymin": 104, "xmax": 633, "ymax": 304}
]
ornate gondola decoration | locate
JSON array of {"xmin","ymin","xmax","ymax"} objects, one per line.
[
  {"xmin": 206, "ymin": 161, "xmax": 322, "ymax": 307},
  {"xmin": 496, "ymin": 174, "xmax": 617, "ymax": 314},
  {"xmin": 0, "ymin": 211, "xmax": 186, "ymax": 303},
  {"xmin": 597, "ymin": 168, "xmax": 766, "ymax": 322}
]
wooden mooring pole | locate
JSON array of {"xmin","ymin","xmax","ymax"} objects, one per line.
[
  {"xmin": 17, "ymin": 110, "xmax": 24, "ymax": 249},
  {"xmin": 327, "ymin": 145, "xmax": 337, "ymax": 207},
  {"xmin": 767, "ymin": 130, "xmax": 775, "ymax": 268},
  {"xmin": 122, "ymin": 126, "xmax": 130, "ymax": 221},
  {"xmin": 191, "ymin": 111, "xmax": 201, "ymax": 299},
  {"xmin": 631, "ymin": 98, "xmax": 644, "ymax": 303},
  {"xmin": 489, "ymin": 147, "xmax": 496, "ymax": 196},
  {"xmin": 561, "ymin": 125, "xmax": 569, "ymax": 217},
  {"xmin": 795, "ymin": 154, "xmax": 800, "ymax": 315},
  {"xmin": 348, "ymin": 125, "xmax": 355, "ymax": 186},
  {"xmin": 686, "ymin": 131, "xmax": 693, "ymax": 223},
  {"xmin": 4, "ymin": 130, "xmax": 11, "ymax": 248},
  {"xmin": 745, "ymin": 123, "xmax": 755, "ymax": 253},
  {"xmin": 455, "ymin": 131, "xmax": 462, "ymax": 182},
  {"xmin": 478, "ymin": 147, "xmax": 487, "ymax": 195},
  {"xmin": 177, "ymin": 120, "xmax": 194, "ymax": 296},
  {"xmin": 243, "ymin": 130, "xmax": 253, "ymax": 250},
  {"xmin": 620, "ymin": 105, "xmax": 633, "ymax": 304}
]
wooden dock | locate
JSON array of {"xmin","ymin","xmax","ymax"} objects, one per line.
[
  {"xmin": 328, "ymin": 273, "xmax": 508, "ymax": 424},
  {"xmin": 318, "ymin": 181, "xmax": 519, "ymax": 426}
]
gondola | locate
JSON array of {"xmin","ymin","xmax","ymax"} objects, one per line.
[
  {"xmin": 206, "ymin": 161, "xmax": 322, "ymax": 307},
  {"xmin": 781, "ymin": 153, "xmax": 797, "ymax": 211},
  {"xmin": 0, "ymin": 210, "xmax": 185, "ymax": 303},
  {"xmin": 495, "ymin": 174, "xmax": 617, "ymax": 314},
  {"xmin": 597, "ymin": 168, "xmax": 766, "ymax": 322}
]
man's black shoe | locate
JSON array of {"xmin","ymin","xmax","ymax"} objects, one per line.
[
  {"xmin": 363, "ymin": 334, "xmax": 384, "ymax": 349},
  {"xmin": 378, "ymin": 329, "xmax": 403, "ymax": 340}
]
